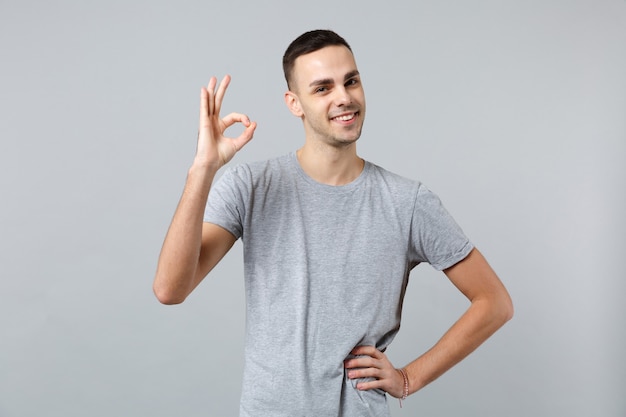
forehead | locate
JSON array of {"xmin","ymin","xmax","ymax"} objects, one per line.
[{"xmin": 292, "ymin": 45, "xmax": 358, "ymax": 87}]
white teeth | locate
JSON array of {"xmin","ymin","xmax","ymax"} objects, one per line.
[{"xmin": 333, "ymin": 113, "xmax": 355, "ymax": 121}]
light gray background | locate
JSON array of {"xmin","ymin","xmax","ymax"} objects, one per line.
[{"xmin": 1, "ymin": 1, "xmax": 624, "ymax": 416}]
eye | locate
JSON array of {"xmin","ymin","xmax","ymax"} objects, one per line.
[
  {"xmin": 345, "ymin": 78, "xmax": 359, "ymax": 87},
  {"xmin": 315, "ymin": 86, "xmax": 328, "ymax": 93}
]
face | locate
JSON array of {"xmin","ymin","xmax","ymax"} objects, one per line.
[{"xmin": 285, "ymin": 45, "xmax": 366, "ymax": 148}]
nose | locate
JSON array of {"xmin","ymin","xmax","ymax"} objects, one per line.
[{"xmin": 333, "ymin": 86, "xmax": 352, "ymax": 106}]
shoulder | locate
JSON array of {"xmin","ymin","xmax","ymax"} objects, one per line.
[
  {"xmin": 221, "ymin": 154, "xmax": 290, "ymax": 179},
  {"xmin": 365, "ymin": 161, "xmax": 424, "ymax": 195},
  {"xmin": 215, "ymin": 154, "xmax": 293, "ymax": 194},
  {"xmin": 232, "ymin": 153, "xmax": 291, "ymax": 175},
  {"xmin": 364, "ymin": 161, "xmax": 452, "ymax": 213}
]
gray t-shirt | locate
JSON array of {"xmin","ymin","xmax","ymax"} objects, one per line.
[{"xmin": 204, "ymin": 152, "xmax": 473, "ymax": 417}]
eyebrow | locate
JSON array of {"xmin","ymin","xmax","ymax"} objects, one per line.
[{"xmin": 308, "ymin": 70, "xmax": 360, "ymax": 88}]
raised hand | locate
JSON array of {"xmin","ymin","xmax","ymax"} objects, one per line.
[
  {"xmin": 195, "ymin": 75, "xmax": 256, "ymax": 169},
  {"xmin": 344, "ymin": 345, "xmax": 406, "ymax": 398}
]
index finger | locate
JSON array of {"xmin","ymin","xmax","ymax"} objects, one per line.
[{"xmin": 350, "ymin": 346, "xmax": 382, "ymax": 358}]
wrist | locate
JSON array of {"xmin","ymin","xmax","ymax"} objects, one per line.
[
  {"xmin": 184, "ymin": 161, "xmax": 219, "ymax": 196},
  {"xmin": 189, "ymin": 158, "xmax": 220, "ymax": 179},
  {"xmin": 396, "ymin": 367, "xmax": 409, "ymax": 407},
  {"xmin": 191, "ymin": 155, "xmax": 221, "ymax": 171}
]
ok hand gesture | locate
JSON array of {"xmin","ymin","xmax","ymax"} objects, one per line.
[{"xmin": 196, "ymin": 75, "xmax": 256, "ymax": 169}]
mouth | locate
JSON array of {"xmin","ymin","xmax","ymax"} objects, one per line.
[{"xmin": 330, "ymin": 111, "xmax": 359, "ymax": 123}]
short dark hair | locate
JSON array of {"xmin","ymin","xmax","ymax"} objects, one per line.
[{"xmin": 282, "ymin": 29, "xmax": 352, "ymax": 89}]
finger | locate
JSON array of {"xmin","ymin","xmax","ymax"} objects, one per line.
[
  {"xmin": 221, "ymin": 112, "xmax": 251, "ymax": 129},
  {"xmin": 355, "ymin": 379, "xmax": 386, "ymax": 392},
  {"xmin": 231, "ymin": 121, "xmax": 257, "ymax": 152},
  {"xmin": 347, "ymin": 366, "xmax": 382, "ymax": 380},
  {"xmin": 347, "ymin": 370, "xmax": 399, "ymax": 396},
  {"xmin": 214, "ymin": 74, "xmax": 231, "ymax": 117},
  {"xmin": 344, "ymin": 356, "xmax": 378, "ymax": 370},
  {"xmin": 351, "ymin": 345, "xmax": 383, "ymax": 359},
  {"xmin": 207, "ymin": 77, "xmax": 217, "ymax": 115},
  {"xmin": 357, "ymin": 370, "xmax": 405, "ymax": 397},
  {"xmin": 199, "ymin": 87, "xmax": 209, "ymax": 129}
]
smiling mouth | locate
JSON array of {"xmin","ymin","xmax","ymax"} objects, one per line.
[{"xmin": 331, "ymin": 112, "xmax": 358, "ymax": 122}]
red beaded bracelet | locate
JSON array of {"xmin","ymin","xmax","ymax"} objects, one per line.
[{"xmin": 397, "ymin": 367, "xmax": 409, "ymax": 408}]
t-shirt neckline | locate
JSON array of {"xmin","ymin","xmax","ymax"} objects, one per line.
[{"xmin": 289, "ymin": 151, "xmax": 370, "ymax": 193}]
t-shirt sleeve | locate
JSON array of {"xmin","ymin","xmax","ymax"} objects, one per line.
[
  {"xmin": 203, "ymin": 166, "xmax": 247, "ymax": 240},
  {"xmin": 410, "ymin": 183, "xmax": 473, "ymax": 271}
]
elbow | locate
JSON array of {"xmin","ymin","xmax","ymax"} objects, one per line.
[
  {"xmin": 506, "ymin": 298, "xmax": 514, "ymax": 322},
  {"xmin": 155, "ymin": 293, "xmax": 186, "ymax": 305},
  {"xmin": 153, "ymin": 280, "xmax": 187, "ymax": 305},
  {"xmin": 154, "ymin": 289, "xmax": 186, "ymax": 305},
  {"xmin": 479, "ymin": 290, "xmax": 514, "ymax": 329},
  {"xmin": 498, "ymin": 292, "xmax": 514, "ymax": 325}
]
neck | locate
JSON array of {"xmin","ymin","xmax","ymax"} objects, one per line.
[{"xmin": 296, "ymin": 142, "xmax": 364, "ymax": 186}]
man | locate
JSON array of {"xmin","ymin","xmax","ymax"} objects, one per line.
[{"xmin": 154, "ymin": 29, "xmax": 513, "ymax": 416}]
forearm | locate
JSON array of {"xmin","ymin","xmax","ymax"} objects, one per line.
[
  {"xmin": 153, "ymin": 77, "xmax": 255, "ymax": 304},
  {"xmin": 404, "ymin": 294, "xmax": 513, "ymax": 394},
  {"xmin": 153, "ymin": 162, "xmax": 218, "ymax": 304}
]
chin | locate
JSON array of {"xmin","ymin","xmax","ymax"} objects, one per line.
[
  {"xmin": 336, "ymin": 126, "xmax": 363, "ymax": 143},
  {"xmin": 332, "ymin": 135, "xmax": 361, "ymax": 147}
]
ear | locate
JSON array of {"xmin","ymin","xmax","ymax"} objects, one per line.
[{"xmin": 284, "ymin": 91, "xmax": 303, "ymax": 117}]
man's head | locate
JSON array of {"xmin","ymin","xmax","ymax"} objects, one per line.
[
  {"xmin": 283, "ymin": 30, "xmax": 352, "ymax": 91},
  {"xmin": 282, "ymin": 30, "xmax": 365, "ymax": 147}
]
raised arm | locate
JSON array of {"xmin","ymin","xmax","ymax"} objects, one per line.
[{"xmin": 153, "ymin": 75, "xmax": 256, "ymax": 305}]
